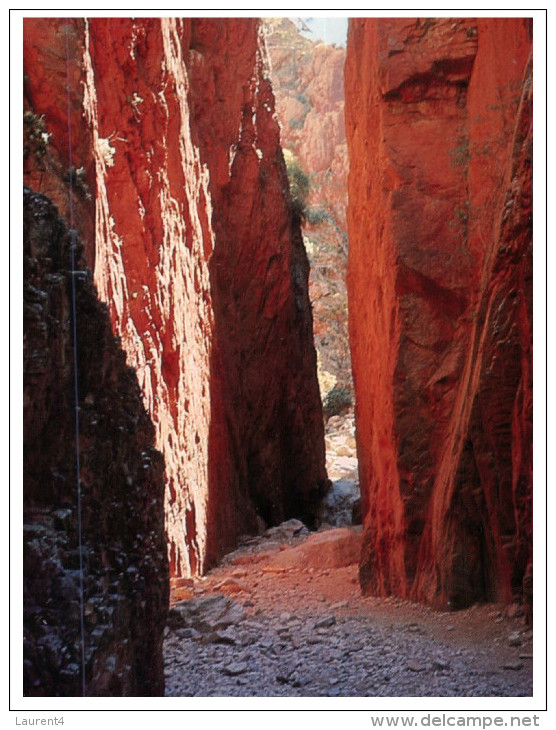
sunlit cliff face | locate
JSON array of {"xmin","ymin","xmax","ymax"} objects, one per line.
[
  {"xmin": 24, "ymin": 16, "xmax": 327, "ymax": 579},
  {"xmin": 81, "ymin": 18, "xmax": 217, "ymax": 577}
]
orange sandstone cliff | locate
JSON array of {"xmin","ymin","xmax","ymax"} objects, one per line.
[
  {"xmin": 345, "ymin": 18, "xmax": 532, "ymax": 611},
  {"xmin": 24, "ymin": 17, "xmax": 327, "ymax": 578}
]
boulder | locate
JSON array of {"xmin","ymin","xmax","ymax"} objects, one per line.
[
  {"xmin": 319, "ymin": 480, "xmax": 361, "ymax": 527},
  {"xmin": 265, "ymin": 526, "xmax": 362, "ymax": 570},
  {"xmin": 168, "ymin": 593, "xmax": 245, "ymax": 633}
]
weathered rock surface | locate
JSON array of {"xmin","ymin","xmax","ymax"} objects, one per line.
[
  {"xmin": 23, "ymin": 17, "xmax": 327, "ymax": 578},
  {"xmin": 268, "ymin": 526, "xmax": 362, "ymax": 570},
  {"xmin": 23, "ymin": 188, "xmax": 168, "ymax": 696},
  {"xmin": 168, "ymin": 593, "xmax": 245, "ymax": 633},
  {"xmin": 345, "ymin": 18, "xmax": 532, "ymax": 611}
]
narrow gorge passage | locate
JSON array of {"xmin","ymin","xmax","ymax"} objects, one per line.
[
  {"xmin": 264, "ymin": 18, "xmax": 361, "ymax": 525},
  {"xmin": 22, "ymin": 15, "xmax": 533, "ymax": 699}
]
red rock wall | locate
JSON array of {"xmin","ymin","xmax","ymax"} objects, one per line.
[
  {"xmin": 345, "ymin": 18, "xmax": 532, "ymax": 610},
  {"xmin": 24, "ymin": 17, "xmax": 327, "ymax": 578},
  {"xmin": 23, "ymin": 19, "xmax": 96, "ymax": 256},
  {"xmin": 182, "ymin": 19, "xmax": 328, "ymax": 539}
]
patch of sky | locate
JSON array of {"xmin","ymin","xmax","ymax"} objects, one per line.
[{"xmin": 294, "ymin": 17, "xmax": 348, "ymax": 47}]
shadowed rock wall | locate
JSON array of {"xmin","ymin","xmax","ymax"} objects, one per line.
[
  {"xmin": 345, "ymin": 18, "xmax": 532, "ymax": 611},
  {"xmin": 24, "ymin": 188, "xmax": 168, "ymax": 695}
]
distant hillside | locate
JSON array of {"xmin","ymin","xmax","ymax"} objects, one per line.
[{"xmin": 264, "ymin": 17, "xmax": 351, "ymax": 396}]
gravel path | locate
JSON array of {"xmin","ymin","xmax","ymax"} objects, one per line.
[{"xmin": 163, "ymin": 525, "xmax": 533, "ymax": 697}]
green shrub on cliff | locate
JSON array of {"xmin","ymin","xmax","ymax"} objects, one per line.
[
  {"xmin": 23, "ymin": 110, "xmax": 50, "ymax": 164},
  {"xmin": 323, "ymin": 384, "xmax": 352, "ymax": 418},
  {"xmin": 284, "ymin": 149, "xmax": 310, "ymax": 218},
  {"xmin": 305, "ymin": 206, "xmax": 332, "ymax": 225}
]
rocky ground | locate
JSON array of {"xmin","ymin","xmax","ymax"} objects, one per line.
[
  {"xmin": 319, "ymin": 410, "xmax": 360, "ymax": 526},
  {"xmin": 325, "ymin": 410, "xmax": 358, "ymax": 483},
  {"xmin": 164, "ymin": 517, "xmax": 533, "ymax": 698},
  {"xmin": 164, "ymin": 413, "xmax": 532, "ymax": 698}
]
